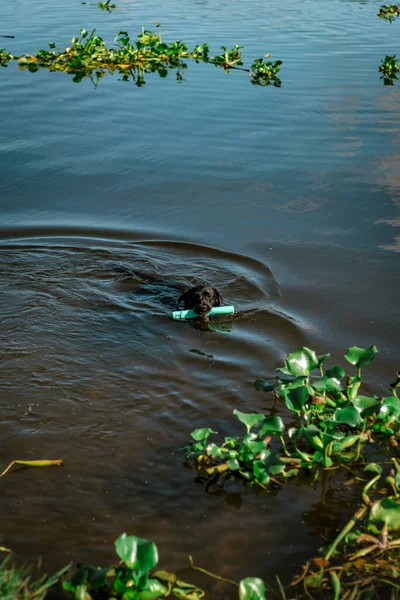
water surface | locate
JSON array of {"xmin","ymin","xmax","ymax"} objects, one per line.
[{"xmin": 0, "ymin": 0, "xmax": 399, "ymax": 594}]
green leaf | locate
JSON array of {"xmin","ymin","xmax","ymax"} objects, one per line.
[
  {"xmin": 313, "ymin": 377, "xmax": 342, "ymax": 393},
  {"xmin": 228, "ymin": 458, "xmax": 240, "ymax": 471},
  {"xmin": 239, "ymin": 577, "xmax": 267, "ymax": 600},
  {"xmin": 352, "ymin": 395, "xmax": 380, "ymax": 417},
  {"xmin": 370, "ymin": 497, "xmax": 400, "ymax": 530},
  {"xmin": 244, "ymin": 439, "xmax": 266, "ymax": 454},
  {"xmin": 115, "ymin": 534, "xmax": 158, "ymax": 572},
  {"xmin": 259, "ymin": 416, "xmax": 285, "ymax": 436},
  {"xmin": 138, "ymin": 578, "xmax": 169, "ymax": 599},
  {"xmin": 334, "ymin": 406, "xmax": 361, "ymax": 427},
  {"xmin": 380, "ymin": 396, "xmax": 400, "ymax": 416},
  {"xmin": 254, "ymin": 378, "xmax": 276, "ymax": 392},
  {"xmin": 326, "ymin": 366, "xmax": 345, "ymax": 379},
  {"xmin": 345, "ymin": 345, "xmax": 378, "ymax": 368},
  {"xmin": 233, "ymin": 409, "xmax": 265, "ymax": 433},
  {"xmin": 282, "ymin": 347, "xmax": 319, "ymax": 377},
  {"xmin": 206, "ymin": 443, "xmax": 225, "ymax": 458},
  {"xmin": 262, "ymin": 452, "xmax": 286, "ymax": 475},
  {"xmin": 285, "ymin": 385, "xmax": 309, "ymax": 412},
  {"xmin": 191, "ymin": 428, "xmax": 217, "ymax": 442}
]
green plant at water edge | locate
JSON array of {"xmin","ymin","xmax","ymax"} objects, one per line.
[
  {"xmin": 186, "ymin": 345, "xmax": 400, "ymax": 488},
  {"xmin": 378, "ymin": 4, "xmax": 400, "ymax": 21},
  {"xmin": 13, "ymin": 27, "xmax": 282, "ymax": 86},
  {"xmin": 379, "ymin": 55, "xmax": 400, "ymax": 84},
  {"xmin": 63, "ymin": 533, "xmax": 267, "ymax": 599},
  {"xmin": 289, "ymin": 458, "xmax": 400, "ymax": 598},
  {"xmin": 0, "ymin": 555, "xmax": 69, "ymax": 600}
]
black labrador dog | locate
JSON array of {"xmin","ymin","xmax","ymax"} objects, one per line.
[
  {"xmin": 113, "ymin": 266, "xmax": 224, "ymax": 319},
  {"xmin": 178, "ymin": 285, "xmax": 223, "ymax": 316}
]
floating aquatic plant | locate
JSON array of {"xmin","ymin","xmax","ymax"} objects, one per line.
[
  {"xmin": 379, "ymin": 54, "xmax": 399, "ymax": 84},
  {"xmin": 186, "ymin": 345, "xmax": 400, "ymax": 489},
  {"xmin": 0, "ymin": 27, "xmax": 282, "ymax": 87},
  {"xmin": 378, "ymin": 4, "xmax": 400, "ymax": 21},
  {"xmin": 98, "ymin": 0, "xmax": 117, "ymax": 10},
  {"xmin": 0, "ymin": 49, "xmax": 13, "ymax": 66}
]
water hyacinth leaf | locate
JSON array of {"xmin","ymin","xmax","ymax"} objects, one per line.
[
  {"xmin": 280, "ymin": 347, "xmax": 319, "ymax": 377},
  {"xmin": 262, "ymin": 453, "xmax": 286, "ymax": 475},
  {"xmin": 286, "ymin": 385, "xmax": 309, "ymax": 412},
  {"xmin": 254, "ymin": 378, "xmax": 276, "ymax": 392},
  {"xmin": 206, "ymin": 443, "xmax": 225, "ymax": 458},
  {"xmin": 370, "ymin": 497, "xmax": 400, "ymax": 530},
  {"xmin": 228, "ymin": 458, "xmax": 240, "ymax": 471},
  {"xmin": 352, "ymin": 395, "xmax": 381, "ymax": 417},
  {"xmin": 326, "ymin": 366, "xmax": 345, "ymax": 380},
  {"xmin": 115, "ymin": 534, "xmax": 158, "ymax": 572},
  {"xmin": 334, "ymin": 406, "xmax": 361, "ymax": 427},
  {"xmin": 259, "ymin": 415, "xmax": 285, "ymax": 436},
  {"xmin": 239, "ymin": 577, "xmax": 267, "ymax": 600},
  {"xmin": 244, "ymin": 439, "xmax": 266, "ymax": 454},
  {"xmin": 233, "ymin": 409, "xmax": 265, "ymax": 433},
  {"xmin": 345, "ymin": 345, "xmax": 378, "ymax": 368},
  {"xmin": 190, "ymin": 428, "xmax": 216, "ymax": 442},
  {"xmin": 380, "ymin": 396, "xmax": 400, "ymax": 415},
  {"xmin": 139, "ymin": 578, "xmax": 169, "ymax": 598},
  {"xmin": 312, "ymin": 377, "xmax": 342, "ymax": 394}
]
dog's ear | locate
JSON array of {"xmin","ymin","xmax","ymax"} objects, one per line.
[{"xmin": 213, "ymin": 288, "xmax": 223, "ymax": 306}]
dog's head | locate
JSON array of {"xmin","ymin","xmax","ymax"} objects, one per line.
[{"xmin": 178, "ymin": 285, "xmax": 223, "ymax": 316}]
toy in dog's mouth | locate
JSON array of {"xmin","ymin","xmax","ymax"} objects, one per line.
[{"xmin": 193, "ymin": 303, "xmax": 214, "ymax": 316}]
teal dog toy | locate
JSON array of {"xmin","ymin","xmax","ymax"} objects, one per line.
[{"xmin": 172, "ymin": 306, "xmax": 235, "ymax": 320}]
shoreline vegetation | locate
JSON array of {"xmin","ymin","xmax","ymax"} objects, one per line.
[{"xmin": 2, "ymin": 346, "xmax": 400, "ymax": 599}]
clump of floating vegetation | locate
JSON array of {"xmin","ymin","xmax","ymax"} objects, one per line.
[
  {"xmin": 186, "ymin": 345, "xmax": 399, "ymax": 488},
  {"xmin": 379, "ymin": 54, "xmax": 399, "ymax": 84},
  {"xmin": 98, "ymin": 0, "xmax": 117, "ymax": 10},
  {"xmin": 378, "ymin": 4, "xmax": 400, "ymax": 21},
  {"xmin": 184, "ymin": 345, "xmax": 400, "ymax": 597},
  {"xmin": 0, "ymin": 27, "xmax": 282, "ymax": 86},
  {"xmin": 0, "ymin": 49, "xmax": 13, "ymax": 66}
]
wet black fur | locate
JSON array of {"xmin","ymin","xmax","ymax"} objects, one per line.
[{"xmin": 178, "ymin": 285, "xmax": 223, "ymax": 316}]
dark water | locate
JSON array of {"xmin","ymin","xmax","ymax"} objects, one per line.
[{"xmin": 0, "ymin": 0, "xmax": 399, "ymax": 594}]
